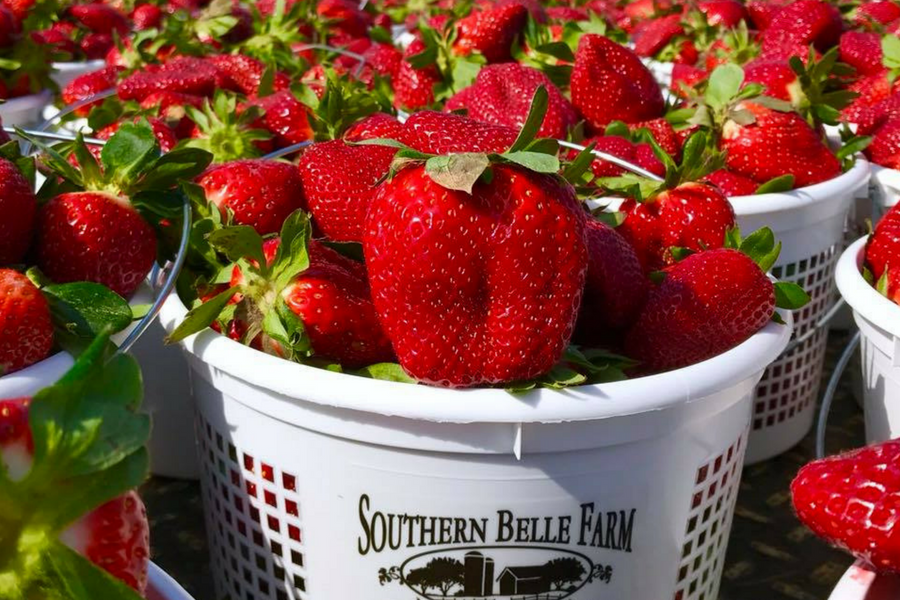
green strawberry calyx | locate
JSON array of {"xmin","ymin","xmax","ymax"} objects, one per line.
[
  {"xmin": 0, "ymin": 334, "xmax": 149, "ymax": 600},
  {"xmin": 183, "ymin": 92, "xmax": 272, "ymax": 163},
  {"xmin": 407, "ymin": 20, "xmax": 487, "ymax": 101}
]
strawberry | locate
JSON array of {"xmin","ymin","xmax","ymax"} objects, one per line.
[
  {"xmin": 572, "ymin": 135, "xmax": 665, "ymax": 182},
  {"xmin": 839, "ymin": 31, "xmax": 885, "ymax": 77},
  {"xmin": 2, "ymin": 0, "xmax": 32, "ymax": 22},
  {"xmin": 698, "ymin": 0, "xmax": 748, "ymax": 27},
  {"xmin": 0, "ymin": 157, "xmax": 36, "ymax": 265},
  {"xmin": 132, "ymin": 3, "xmax": 164, "ymax": 29},
  {"xmin": 117, "ymin": 59, "xmax": 217, "ymax": 102},
  {"xmin": 69, "ymin": 3, "xmax": 129, "ymax": 35},
  {"xmin": 496, "ymin": 0, "xmax": 546, "ymax": 23},
  {"xmin": 361, "ymin": 42, "xmax": 403, "ymax": 80},
  {"xmin": 98, "ymin": 117, "xmax": 179, "ymax": 152},
  {"xmin": 401, "ymin": 110, "xmax": 518, "ymax": 154},
  {"xmin": 760, "ymin": 0, "xmax": 843, "ymax": 57},
  {"xmin": 317, "ymin": 0, "xmax": 373, "ymax": 38},
  {"xmin": 248, "ymin": 90, "xmax": 313, "ymax": 148},
  {"xmin": 624, "ymin": 246, "xmax": 776, "ymax": 373},
  {"xmin": 746, "ymin": 0, "xmax": 788, "ymax": 30},
  {"xmin": 0, "ymin": 4, "xmax": 17, "ymax": 49},
  {"xmin": 197, "ymin": 159, "xmax": 306, "ymax": 235},
  {"xmin": 633, "ymin": 14, "xmax": 685, "ymax": 59},
  {"xmin": 546, "ymin": 6, "xmax": 588, "ymax": 22},
  {"xmin": 619, "ymin": 182, "xmax": 737, "ymax": 273},
  {"xmin": 451, "ymin": 63, "xmax": 578, "ymax": 139},
  {"xmin": 855, "ymin": 1, "xmax": 900, "ymax": 29},
  {"xmin": 184, "ymin": 93, "xmax": 273, "ymax": 161},
  {"xmin": 571, "ymin": 34, "xmax": 665, "ymax": 131},
  {"xmin": 866, "ymin": 117, "xmax": 900, "ymax": 169},
  {"xmin": 672, "ymin": 63, "xmax": 709, "ymax": 96},
  {"xmin": 297, "ymin": 140, "xmax": 395, "ymax": 242},
  {"xmin": 575, "ymin": 219, "xmax": 648, "ymax": 343},
  {"xmin": 61, "ymin": 66, "xmax": 121, "ymax": 117},
  {"xmin": 393, "ymin": 38, "xmax": 441, "ymax": 110},
  {"xmin": 207, "ymin": 54, "xmax": 291, "ymax": 97},
  {"xmin": 31, "ymin": 25, "xmax": 79, "ymax": 58},
  {"xmin": 630, "ymin": 118, "xmax": 683, "ymax": 160},
  {"xmin": 80, "ymin": 32, "xmax": 115, "ymax": 59},
  {"xmin": 865, "ymin": 203, "xmax": 900, "ymax": 283},
  {"xmin": 704, "ymin": 168, "xmax": 761, "ymax": 196},
  {"xmin": 721, "ymin": 101, "xmax": 841, "ymax": 187},
  {"xmin": 743, "ymin": 59, "xmax": 803, "ymax": 102},
  {"xmin": 842, "ymin": 74, "xmax": 898, "ymax": 128},
  {"xmin": 792, "ymin": 439, "xmax": 900, "ymax": 574},
  {"xmin": 170, "ymin": 213, "xmax": 394, "ymax": 368},
  {"xmin": 0, "ymin": 270, "xmax": 52, "ymax": 374},
  {"xmin": 453, "ymin": 3, "xmax": 528, "ymax": 63},
  {"xmin": 343, "ymin": 112, "xmax": 405, "ymax": 142}
]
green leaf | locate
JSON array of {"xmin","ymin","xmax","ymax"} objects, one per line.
[
  {"xmin": 71, "ymin": 134, "xmax": 102, "ymax": 188},
  {"xmin": 669, "ymin": 246, "xmax": 695, "ymax": 262},
  {"xmin": 882, "ymin": 35, "xmax": 900, "ymax": 72},
  {"xmin": 739, "ymin": 227, "xmax": 781, "ymax": 272},
  {"xmin": 357, "ymin": 363, "xmax": 417, "ymax": 383},
  {"xmin": 166, "ymin": 285, "xmax": 238, "ymax": 343},
  {"xmin": 535, "ymin": 41, "xmax": 575, "ymax": 63},
  {"xmin": 101, "ymin": 123, "xmax": 161, "ymax": 193},
  {"xmin": 43, "ymin": 283, "xmax": 133, "ymax": 340},
  {"xmin": 774, "ymin": 281, "xmax": 810, "ymax": 309},
  {"xmin": 753, "ymin": 95, "xmax": 794, "ymax": 112},
  {"xmin": 754, "ymin": 174, "xmax": 795, "ymax": 194},
  {"xmin": 273, "ymin": 210, "xmax": 312, "ymax": 290},
  {"xmin": 508, "ymin": 85, "xmax": 549, "ymax": 153},
  {"xmin": 39, "ymin": 542, "xmax": 146, "ymax": 600},
  {"xmin": 562, "ymin": 142, "xmax": 596, "ymax": 183},
  {"xmin": 836, "ymin": 135, "xmax": 872, "ymax": 162},
  {"xmin": 502, "ymin": 151, "xmax": 561, "ymax": 173},
  {"xmin": 541, "ymin": 366, "xmax": 587, "ymax": 389},
  {"xmin": 207, "ymin": 226, "xmax": 267, "ymax": 272},
  {"xmin": 705, "ymin": 64, "xmax": 745, "ymax": 111},
  {"xmin": 724, "ymin": 226, "xmax": 742, "ymax": 249},
  {"xmin": 16, "ymin": 128, "xmax": 84, "ymax": 188},
  {"xmin": 137, "ymin": 147, "xmax": 214, "ymax": 192},
  {"xmin": 450, "ymin": 57, "xmax": 482, "ymax": 91},
  {"xmin": 425, "ymin": 153, "xmax": 490, "ymax": 194}
]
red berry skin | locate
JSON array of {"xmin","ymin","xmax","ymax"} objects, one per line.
[
  {"xmin": 61, "ymin": 66, "xmax": 122, "ymax": 117},
  {"xmin": 698, "ymin": 0, "xmax": 747, "ymax": 27},
  {"xmin": 866, "ymin": 204, "xmax": 900, "ymax": 282},
  {"xmin": 792, "ymin": 439, "xmax": 900, "ymax": 574},
  {"xmin": 619, "ymin": 182, "xmax": 737, "ymax": 274},
  {"xmin": 117, "ymin": 59, "xmax": 217, "ymax": 102},
  {"xmin": 866, "ymin": 118, "xmax": 900, "ymax": 171},
  {"xmin": 839, "ymin": 31, "xmax": 884, "ymax": 78},
  {"xmin": 632, "ymin": 14, "xmax": 684, "ymax": 58},
  {"xmin": 625, "ymin": 248, "xmax": 776, "ymax": 373},
  {"xmin": 36, "ymin": 193, "xmax": 157, "ymax": 298},
  {"xmin": 343, "ymin": 112, "xmax": 405, "ymax": 142},
  {"xmin": 69, "ymin": 4, "xmax": 129, "ymax": 35},
  {"xmin": 453, "ymin": 3, "xmax": 528, "ymax": 63},
  {"xmin": 197, "ymin": 160, "xmax": 306, "ymax": 236},
  {"xmin": 400, "ymin": 111, "xmax": 518, "ymax": 155},
  {"xmin": 571, "ymin": 34, "xmax": 665, "ymax": 132},
  {"xmin": 575, "ymin": 220, "xmax": 648, "ymax": 344},
  {"xmin": 0, "ymin": 270, "xmax": 52, "ymax": 375},
  {"xmin": 364, "ymin": 165, "xmax": 588, "ymax": 388},
  {"xmin": 80, "ymin": 32, "xmax": 115, "ymax": 59},
  {"xmin": 855, "ymin": 1, "xmax": 900, "ymax": 28},
  {"xmin": 248, "ymin": 90, "xmax": 312, "ymax": 148},
  {"xmin": 760, "ymin": 0, "xmax": 843, "ymax": 55},
  {"xmin": 393, "ymin": 39, "xmax": 441, "ymax": 111},
  {"xmin": 704, "ymin": 169, "xmax": 761, "ymax": 196},
  {"xmin": 132, "ymin": 4, "xmax": 163, "ymax": 30},
  {"xmin": 297, "ymin": 140, "xmax": 395, "ymax": 243},
  {"xmin": 0, "ymin": 158, "xmax": 36, "ymax": 264}
]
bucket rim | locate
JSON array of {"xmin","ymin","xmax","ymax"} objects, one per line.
[
  {"xmin": 160, "ymin": 291, "xmax": 792, "ymax": 424},
  {"xmin": 147, "ymin": 562, "xmax": 195, "ymax": 600},
  {"xmin": 837, "ymin": 237, "xmax": 900, "ymax": 339},
  {"xmin": 827, "ymin": 560, "xmax": 900, "ymax": 600}
]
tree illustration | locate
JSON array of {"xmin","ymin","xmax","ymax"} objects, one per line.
[
  {"xmin": 405, "ymin": 566, "xmax": 436, "ymax": 595},
  {"xmin": 543, "ymin": 557, "xmax": 586, "ymax": 591},
  {"xmin": 422, "ymin": 557, "xmax": 465, "ymax": 597}
]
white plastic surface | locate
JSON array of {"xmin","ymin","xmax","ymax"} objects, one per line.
[
  {"xmin": 147, "ymin": 563, "xmax": 196, "ymax": 600},
  {"xmin": 50, "ymin": 59, "xmax": 106, "ymax": 88},
  {"xmin": 870, "ymin": 165, "xmax": 900, "ymax": 218},
  {"xmin": 829, "ymin": 561, "xmax": 900, "ymax": 600},
  {"xmin": 0, "ymin": 91, "xmax": 53, "ymax": 127},
  {"xmin": 836, "ymin": 238, "xmax": 900, "ymax": 443},
  {"xmin": 160, "ymin": 291, "xmax": 791, "ymax": 600},
  {"xmin": 733, "ymin": 160, "xmax": 871, "ymax": 463}
]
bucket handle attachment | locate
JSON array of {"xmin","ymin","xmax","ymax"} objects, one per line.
[
  {"xmin": 784, "ymin": 298, "xmax": 847, "ymax": 356},
  {"xmin": 815, "ymin": 330, "xmax": 861, "ymax": 459}
]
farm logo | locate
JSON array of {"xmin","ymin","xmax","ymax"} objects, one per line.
[{"xmin": 359, "ymin": 494, "xmax": 630, "ymax": 599}]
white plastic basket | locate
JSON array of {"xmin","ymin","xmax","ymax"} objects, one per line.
[
  {"xmin": 160, "ymin": 292, "xmax": 791, "ymax": 600},
  {"xmin": 870, "ymin": 165, "xmax": 900, "ymax": 220},
  {"xmin": 835, "ymin": 237, "xmax": 900, "ymax": 443},
  {"xmin": 731, "ymin": 159, "xmax": 871, "ymax": 464},
  {"xmin": 0, "ymin": 91, "xmax": 53, "ymax": 128},
  {"xmin": 640, "ymin": 58, "xmax": 673, "ymax": 90},
  {"xmin": 829, "ymin": 561, "xmax": 900, "ymax": 600},
  {"xmin": 148, "ymin": 563, "xmax": 196, "ymax": 600},
  {"xmin": 50, "ymin": 59, "xmax": 106, "ymax": 88}
]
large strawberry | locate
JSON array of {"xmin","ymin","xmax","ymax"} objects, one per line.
[
  {"xmin": 393, "ymin": 38, "xmax": 442, "ymax": 110},
  {"xmin": 865, "ymin": 203, "xmax": 900, "ymax": 286},
  {"xmin": 625, "ymin": 229, "xmax": 804, "ymax": 373},
  {"xmin": 792, "ymin": 439, "xmax": 900, "ymax": 573},
  {"xmin": 61, "ymin": 66, "xmax": 122, "ymax": 117},
  {"xmin": 0, "ymin": 335, "xmax": 152, "ymax": 600},
  {"xmin": 68, "ymin": 3, "xmax": 130, "ymax": 35},
  {"xmin": 197, "ymin": 159, "xmax": 306, "ymax": 235},
  {"xmin": 0, "ymin": 269, "xmax": 52, "ymax": 374},
  {"xmin": 344, "ymin": 112, "xmax": 405, "ymax": 142},
  {"xmin": 449, "ymin": 63, "xmax": 577, "ymax": 139},
  {"xmin": 866, "ymin": 117, "xmax": 900, "ymax": 169},
  {"xmin": 453, "ymin": 3, "xmax": 528, "ymax": 63},
  {"xmin": 246, "ymin": 90, "xmax": 313, "ymax": 148},
  {"xmin": 699, "ymin": 0, "xmax": 748, "ymax": 27},
  {"xmin": 26, "ymin": 124, "xmax": 212, "ymax": 297},
  {"xmin": 207, "ymin": 54, "xmax": 291, "ymax": 97},
  {"xmin": 570, "ymin": 34, "xmax": 664, "ymax": 131},
  {"xmin": 855, "ymin": 1, "xmax": 900, "ymax": 29},
  {"xmin": 401, "ymin": 110, "xmax": 518, "ymax": 154},
  {"xmin": 297, "ymin": 140, "xmax": 394, "ymax": 242},
  {"xmin": 117, "ymin": 57, "xmax": 218, "ymax": 102},
  {"xmin": 0, "ymin": 155, "xmax": 36, "ymax": 265},
  {"xmin": 169, "ymin": 212, "xmax": 394, "ymax": 368},
  {"xmin": 759, "ymin": 0, "xmax": 843, "ymax": 59},
  {"xmin": 839, "ymin": 31, "xmax": 885, "ymax": 77}
]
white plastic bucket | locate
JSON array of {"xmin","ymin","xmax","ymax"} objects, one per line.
[
  {"xmin": 148, "ymin": 563, "xmax": 196, "ymax": 600},
  {"xmin": 731, "ymin": 159, "xmax": 870, "ymax": 464},
  {"xmin": 836, "ymin": 237, "xmax": 900, "ymax": 443},
  {"xmin": 640, "ymin": 58, "xmax": 673, "ymax": 90},
  {"xmin": 870, "ymin": 165, "xmax": 900, "ymax": 220},
  {"xmin": 51, "ymin": 59, "xmax": 106, "ymax": 88},
  {"xmin": 160, "ymin": 292, "xmax": 791, "ymax": 600},
  {"xmin": 829, "ymin": 561, "xmax": 900, "ymax": 600},
  {"xmin": 0, "ymin": 91, "xmax": 53, "ymax": 128}
]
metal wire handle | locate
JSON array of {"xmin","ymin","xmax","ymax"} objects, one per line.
[
  {"xmin": 815, "ymin": 330, "xmax": 861, "ymax": 459},
  {"xmin": 262, "ymin": 140, "xmax": 313, "ymax": 160},
  {"xmin": 557, "ymin": 139, "xmax": 666, "ymax": 181}
]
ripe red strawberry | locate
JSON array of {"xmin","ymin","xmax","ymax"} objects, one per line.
[
  {"xmin": 98, "ymin": 117, "xmax": 179, "ymax": 152},
  {"xmin": 571, "ymin": 34, "xmax": 665, "ymax": 131},
  {"xmin": 704, "ymin": 168, "xmax": 761, "ymax": 196},
  {"xmin": 721, "ymin": 101, "xmax": 841, "ymax": 187},
  {"xmin": 699, "ymin": 0, "xmax": 748, "ymax": 27},
  {"xmin": 671, "ymin": 63, "xmax": 709, "ymax": 96},
  {"xmin": 317, "ymin": 0, "xmax": 372, "ymax": 38},
  {"xmin": 865, "ymin": 203, "xmax": 900, "ymax": 283},
  {"xmin": 633, "ymin": 14, "xmax": 684, "ymax": 58},
  {"xmin": 0, "ymin": 271, "xmax": 52, "ymax": 374},
  {"xmin": 207, "ymin": 54, "xmax": 291, "ymax": 97},
  {"xmin": 343, "ymin": 112, "xmax": 405, "ymax": 142},
  {"xmin": 132, "ymin": 3, "xmax": 163, "ymax": 29},
  {"xmin": 31, "ymin": 25, "xmax": 79, "ymax": 57},
  {"xmin": 630, "ymin": 118, "xmax": 682, "ymax": 160},
  {"xmin": 35, "ymin": 192, "xmax": 157, "ymax": 297},
  {"xmin": 69, "ymin": 4, "xmax": 129, "ymax": 35},
  {"xmin": 575, "ymin": 219, "xmax": 648, "ymax": 343},
  {"xmin": 80, "ymin": 32, "xmax": 115, "ymax": 59},
  {"xmin": 573, "ymin": 135, "xmax": 665, "ymax": 182},
  {"xmin": 496, "ymin": 0, "xmax": 546, "ymax": 22},
  {"xmin": 297, "ymin": 140, "xmax": 394, "ymax": 242},
  {"xmin": 547, "ymin": 6, "xmax": 588, "ymax": 21},
  {"xmin": 746, "ymin": 0, "xmax": 788, "ymax": 30},
  {"xmin": 0, "ymin": 4, "xmax": 18, "ymax": 49},
  {"xmin": 452, "ymin": 63, "xmax": 578, "ymax": 139},
  {"xmin": 61, "ymin": 66, "xmax": 122, "ymax": 117},
  {"xmin": 760, "ymin": 0, "xmax": 843, "ymax": 56},
  {"xmin": 2, "ymin": 0, "xmax": 32, "ymax": 22},
  {"xmin": 855, "ymin": 1, "xmax": 900, "ymax": 29},
  {"xmin": 453, "ymin": 3, "xmax": 528, "ymax": 63},
  {"xmin": 361, "ymin": 42, "xmax": 403, "ymax": 80},
  {"xmin": 393, "ymin": 39, "xmax": 441, "ymax": 110},
  {"xmin": 839, "ymin": 31, "xmax": 884, "ymax": 77},
  {"xmin": 792, "ymin": 439, "xmax": 900, "ymax": 574},
  {"xmin": 619, "ymin": 182, "xmax": 737, "ymax": 273},
  {"xmin": 197, "ymin": 159, "xmax": 306, "ymax": 235},
  {"xmin": 0, "ymin": 158, "xmax": 36, "ymax": 264},
  {"xmin": 117, "ymin": 59, "xmax": 217, "ymax": 102},
  {"xmin": 401, "ymin": 111, "xmax": 518, "ymax": 154},
  {"xmin": 365, "ymin": 164, "xmax": 588, "ymax": 387},
  {"xmin": 0, "ymin": 396, "xmax": 150, "ymax": 591},
  {"xmin": 866, "ymin": 118, "xmax": 900, "ymax": 170},
  {"xmin": 247, "ymin": 90, "xmax": 313, "ymax": 148},
  {"xmin": 743, "ymin": 59, "xmax": 803, "ymax": 102},
  {"xmin": 625, "ymin": 247, "xmax": 776, "ymax": 372}
]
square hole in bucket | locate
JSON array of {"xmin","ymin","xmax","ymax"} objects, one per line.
[
  {"xmin": 673, "ymin": 431, "xmax": 747, "ymax": 600},
  {"xmin": 197, "ymin": 413, "xmax": 309, "ymax": 600}
]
